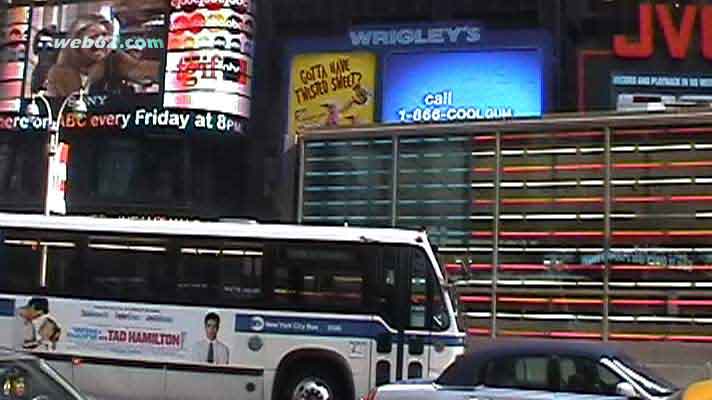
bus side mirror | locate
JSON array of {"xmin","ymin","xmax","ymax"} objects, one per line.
[
  {"xmin": 616, "ymin": 382, "xmax": 638, "ymax": 399},
  {"xmin": 376, "ymin": 333, "xmax": 392, "ymax": 354}
]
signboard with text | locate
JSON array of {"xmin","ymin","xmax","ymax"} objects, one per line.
[
  {"xmin": 288, "ymin": 52, "xmax": 376, "ymax": 137},
  {"xmin": 381, "ymin": 50, "xmax": 543, "ymax": 123},
  {"xmin": 285, "ymin": 22, "xmax": 551, "ymax": 141}
]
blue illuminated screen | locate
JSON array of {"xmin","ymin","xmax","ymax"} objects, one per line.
[{"xmin": 381, "ymin": 49, "xmax": 544, "ymax": 123}]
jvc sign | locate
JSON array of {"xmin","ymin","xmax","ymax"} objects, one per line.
[{"xmin": 613, "ymin": 3, "xmax": 712, "ymax": 60}]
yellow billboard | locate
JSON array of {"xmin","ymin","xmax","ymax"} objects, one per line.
[{"xmin": 289, "ymin": 52, "xmax": 376, "ymax": 140}]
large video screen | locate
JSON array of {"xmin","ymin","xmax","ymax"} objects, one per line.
[
  {"xmin": 381, "ymin": 49, "xmax": 543, "ymax": 124},
  {"xmin": 0, "ymin": 0, "xmax": 253, "ymax": 134}
]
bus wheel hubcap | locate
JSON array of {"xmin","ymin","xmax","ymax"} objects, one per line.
[{"xmin": 292, "ymin": 378, "xmax": 331, "ymax": 400}]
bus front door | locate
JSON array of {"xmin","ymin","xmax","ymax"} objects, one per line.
[{"xmin": 372, "ymin": 247, "xmax": 431, "ymax": 387}]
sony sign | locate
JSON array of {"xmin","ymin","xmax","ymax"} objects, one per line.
[
  {"xmin": 613, "ymin": 3, "xmax": 712, "ymax": 60},
  {"xmin": 350, "ymin": 26, "xmax": 481, "ymax": 47}
]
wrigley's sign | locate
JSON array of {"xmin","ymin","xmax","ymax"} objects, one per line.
[{"xmin": 350, "ymin": 25, "xmax": 481, "ymax": 47}]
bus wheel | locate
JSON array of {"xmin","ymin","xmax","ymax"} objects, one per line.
[{"xmin": 283, "ymin": 367, "xmax": 345, "ymax": 400}]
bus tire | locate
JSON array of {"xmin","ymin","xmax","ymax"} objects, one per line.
[{"xmin": 281, "ymin": 365, "xmax": 347, "ymax": 400}]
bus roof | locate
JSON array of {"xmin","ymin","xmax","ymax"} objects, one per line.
[{"xmin": 0, "ymin": 213, "xmax": 429, "ymax": 246}]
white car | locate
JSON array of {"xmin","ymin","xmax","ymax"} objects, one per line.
[
  {"xmin": 363, "ymin": 340, "xmax": 679, "ymax": 400},
  {"xmin": 1, "ymin": 348, "xmax": 88, "ymax": 400}
]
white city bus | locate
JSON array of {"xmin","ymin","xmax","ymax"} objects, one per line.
[{"xmin": 0, "ymin": 213, "xmax": 464, "ymax": 400}]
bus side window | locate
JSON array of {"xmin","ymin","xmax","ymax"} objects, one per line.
[
  {"xmin": 45, "ymin": 237, "xmax": 87, "ymax": 297},
  {"xmin": 218, "ymin": 242, "xmax": 264, "ymax": 306},
  {"xmin": 272, "ymin": 243, "xmax": 370, "ymax": 313},
  {"xmin": 0, "ymin": 230, "xmax": 41, "ymax": 294},
  {"xmin": 85, "ymin": 237, "xmax": 167, "ymax": 303},
  {"xmin": 177, "ymin": 244, "xmax": 220, "ymax": 306}
]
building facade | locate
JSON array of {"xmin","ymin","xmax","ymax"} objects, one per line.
[{"xmin": 1, "ymin": 1, "xmax": 709, "ymax": 218}]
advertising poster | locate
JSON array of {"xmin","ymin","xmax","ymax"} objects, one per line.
[
  {"xmin": 10, "ymin": 296, "xmax": 235, "ymax": 366},
  {"xmin": 381, "ymin": 49, "xmax": 543, "ymax": 123},
  {"xmin": 24, "ymin": 0, "xmax": 166, "ymax": 100},
  {"xmin": 0, "ymin": 0, "xmax": 252, "ymax": 134},
  {"xmin": 288, "ymin": 52, "xmax": 376, "ymax": 139},
  {"xmin": 163, "ymin": 0, "xmax": 254, "ymax": 117}
]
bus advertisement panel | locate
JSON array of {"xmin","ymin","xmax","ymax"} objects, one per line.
[{"xmin": 6, "ymin": 296, "xmax": 233, "ymax": 365}]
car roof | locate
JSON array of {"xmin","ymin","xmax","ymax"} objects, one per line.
[
  {"xmin": 467, "ymin": 339, "xmax": 624, "ymax": 360},
  {"xmin": 438, "ymin": 339, "xmax": 627, "ymax": 386}
]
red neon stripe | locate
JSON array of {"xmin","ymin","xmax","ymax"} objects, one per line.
[
  {"xmin": 504, "ymin": 198, "xmax": 553, "ymax": 205},
  {"xmin": 668, "ymin": 127, "xmax": 712, "ymax": 134},
  {"xmin": 473, "ymin": 135, "xmax": 496, "ymax": 142},
  {"xmin": 551, "ymin": 231, "xmax": 603, "ymax": 238},
  {"xmin": 499, "ymin": 297, "xmax": 548, "ymax": 304},
  {"xmin": 473, "ymin": 199, "xmax": 495, "ymax": 205},
  {"xmin": 671, "ymin": 161, "xmax": 712, "ymax": 168},
  {"xmin": 475, "ymin": 195, "xmax": 712, "ymax": 206},
  {"xmin": 671, "ymin": 195, "xmax": 712, "ymax": 202},
  {"xmin": 669, "ymin": 231, "xmax": 712, "ymax": 237},
  {"xmin": 550, "ymin": 331, "xmax": 602, "ymax": 339},
  {"xmin": 467, "ymin": 328, "xmax": 491, "ymax": 336},
  {"xmin": 504, "ymin": 166, "xmax": 553, "ymax": 173},
  {"xmin": 473, "ymin": 131, "xmax": 604, "ymax": 142},
  {"xmin": 668, "ymin": 335, "xmax": 712, "ymax": 343},
  {"xmin": 503, "ymin": 330, "xmax": 550, "ymax": 338},
  {"xmin": 500, "ymin": 232, "xmax": 552, "ymax": 238},
  {"xmin": 614, "ymin": 162, "xmax": 662, "ymax": 169},
  {"xmin": 613, "ymin": 231, "xmax": 665, "ymax": 237},
  {"xmin": 556, "ymin": 164, "xmax": 603, "ymax": 171},
  {"xmin": 512, "ymin": 166, "xmax": 555, "ymax": 173},
  {"xmin": 477, "ymin": 161, "xmax": 712, "ymax": 175},
  {"xmin": 472, "ymin": 231, "xmax": 606, "ymax": 238},
  {"xmin": 503, "ymin": 264, "xmax": 548, "ymax": 271},
  {"xmin": 450, "ymin": 263, "xmax": 712, "ymax": 273},
  {"xmin": 611, "ymin": 299, "xmax": 666, "ymax": 306},
  {"xmin": 615, "ymin": 196, "xmax": 666, "ymax": 203},
  {"xmin": 462, "ymin": 297, "xmax": 712, "ymax": 307},
  {"xmin": 460, "ymin": 296, "xmax": 491, "ymax": 304},
  {"xmin": 445, "ymin": 264, "xmax": 461, "ymax": 273},
  {"xmin": 471, "ymin": 231, "xmax": 491, "ymax": 238},
  {"xmin": 669, "ymin": 300, "xmax": 712, "ymax": 307},
  {"xmin": 551, "ymin": 298, "xmax": 602, "ymax": 305},
  {"xmin": 610, "ymin": 333, "xmax": 664, "ymax": 341},
  {"xmin": 555, "ymin": 197, "xmax": 603, "ymax": 204}
]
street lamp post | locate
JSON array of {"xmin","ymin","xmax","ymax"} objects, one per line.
[
  {"xmin": 27, "ymin": 90, "xmax": 87, "ymax": 216},
  {"xmin": 26, "ymin": 89, "xmax": 87, "ymax": 286}
]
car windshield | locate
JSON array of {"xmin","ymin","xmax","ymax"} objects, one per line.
[
  {"xmin": 605, "ymin": 356, "xmax": 678, "ymax": 397},
  {"xmin": 0, "ymin": 358, "xmax": 86, "ymax": 400}
]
